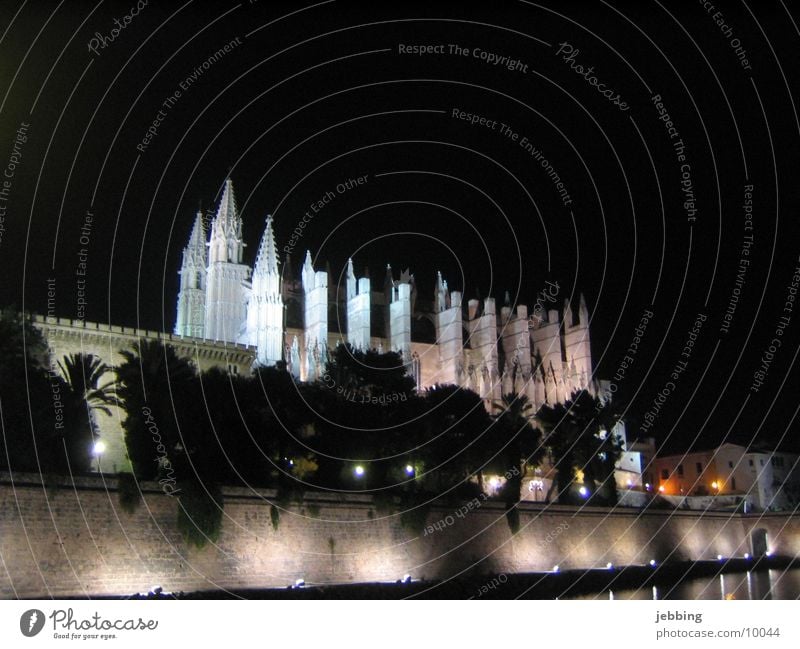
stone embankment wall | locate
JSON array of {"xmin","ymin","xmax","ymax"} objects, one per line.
[{"xmin": 1, "ymin": 473, "xmax": 797, "ymax": 598}]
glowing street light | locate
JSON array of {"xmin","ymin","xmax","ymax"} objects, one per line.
[
  {"xmin": 649, "ymin": 559, "xmax": 657, "ymax": 567},
  {"xmin": 92, "ymin": 440, "xmax": 106, "ymax": 473},
  {"xmin": 354, "ymin": 465, "xmax": 365, "ymax": 478},
  {"xmin": 405, "ymin": 464, "xmax": 414, "ymax": 476},
  {"xmin": 579, "ymin": 486, "xmax": 588, "ymax": 498}
]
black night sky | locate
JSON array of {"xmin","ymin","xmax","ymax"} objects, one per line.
[{"xmin": 2, "ymin": 0, "xmax": 799, "ymax": 454}]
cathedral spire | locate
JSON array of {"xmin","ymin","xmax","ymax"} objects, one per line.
[
  {"xmin": 242, "ymin": 214, "xmax": 284, "ymax": 367},
  {"xmin": 209, "ymin": 179, "xmax": 244, "ymax": 264},
  {"xmin": 435, "ymin": 271, "xmax": 449, "ymax": 312},
  {"xmin": 578, "ymin": 292, "xmax": 589, "ymax": 325},
  {"xmin": 346, "ymin": 257, "xmax": 357, "ymax": 301},
  {"xmin": 253, "ymin": 214, "xmax": 279, "ymax": 276},
  {"xmin": 218, "ymin": 178, "xmax": 237, "ymax": 226},
  {"xmin": 174, "ymin": 210, "xmax": 208, "ymax": 338},
  {"xmin": 205, "ymin": 179, "xmax": 250, "ymax": 342},
  {"xmin": 188, "ymin": 210, "xmax": 206, "ymax": 251},
  {"xmin": 384, "ymin": 264, "xmax": 394, "ymax": 291},
  {"xmin": 283, "ymin": 252, "xmax": 294, "ymax": 280},
  {"xmin": 302, "ymin": 250, "xmax": 315, "ymax": 289}
]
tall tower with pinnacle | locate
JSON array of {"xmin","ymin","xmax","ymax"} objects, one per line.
[
  {"xmin": 563, "ymin": 293, "xmax": 593, "ymax": 395},
  {"xmin": 345, "ymin": 258, "xmax": 371, "ymax": 351},
  {"xmin": 302, "ymin": 250, "xmax": 328, "ymax": 380},
  {"xmin": 435, "ymin": 272, "xmax": 463, "ymax": 385},
  {"xmin": 242, "ymin": 215, "xmax": 284, "ymax": 366},
  {"xmin": 174, "ymin": 211, "xmax": 207, "ymax": 338},
  {"xmin": 204, "ymin": 179, "xmax": 250, "ymax": 342}
]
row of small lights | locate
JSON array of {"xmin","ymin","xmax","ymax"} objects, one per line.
[
  {"xmin": 551, "ymin": 560, "xmax": 657, "ymax": 573},
  {"xmin": 550, "ymin": 553, "xmax": 769, "ymax": 574},
  {"xmin": 291, "ymin": 557, "xmax": 768, "ymax": 584},
  {"xmin": 292, "ymin": 574, "xmax": 413, "ymax": 589},
  {"xmin": 718, "ymin": 551, "xmax": 772, "ymax": 560}
]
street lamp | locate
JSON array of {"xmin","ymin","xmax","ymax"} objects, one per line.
[
  {"xmin": 529, "ymin": 479, "xmax": 544, "ymax": 501},
  {"xmin": 354, "ymin": 465, "xmax": 365, "ymax": 478},
  {"xmin": 92, "ymin": 440, "xmax": 106, "ymax": 473}
]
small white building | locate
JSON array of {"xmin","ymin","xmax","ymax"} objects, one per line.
[{"xmin": 614, "ymin": 430, "xmax": 656, "ymax": 491}]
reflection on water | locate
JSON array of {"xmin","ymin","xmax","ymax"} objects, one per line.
[{"xmin": 574, "ymin": 569, "xmax": 800, "ymax": 600}]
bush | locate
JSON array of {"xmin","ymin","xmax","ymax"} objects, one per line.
[
  {"xmin": 177, "ymin": 483, "xmax": 223, "ymax": 548},
  {"xmin": 117, "ymin": 472, "xmax": 141, "ymax": 514},
  {"xmin": 270, "ymin": 504, "xmax": 280, "ymax": 531},
  {"xmin": 399, "ymin": 496, "xmax": 430, "ymax": 535},
  {"xmin": 505, "ymin": 506, "xmax": 520, "ymax": 535},
  {"xmin": 372, "ymin": 491, "xmax": 396, "ymax": 515}
]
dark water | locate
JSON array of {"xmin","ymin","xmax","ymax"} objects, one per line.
[{"xmin": 572, "ymin": 569, "xmax": 800, "ymax": 600}]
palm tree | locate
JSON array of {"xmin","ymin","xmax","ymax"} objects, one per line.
[
  {"xmin": 489, "ymin": 392, "xmax": 545, "ymax": 502},
  {"xmin": 58, "ymin": 353, "xmax": 119, "ymax": 472},
  {"xmin": 58, "ymin": 353, "xmax": 119, "ymax": 414}
]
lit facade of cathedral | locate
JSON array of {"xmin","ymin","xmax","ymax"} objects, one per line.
[
  {"xmin": 35, "ymin": 179, "xmax": 598, "ymax": 474},
  {"xmin": 174, "ymin": 179, "xmax": 598, "ymax": 407}
]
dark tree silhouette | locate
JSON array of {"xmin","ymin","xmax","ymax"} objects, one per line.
[
  {"xmin": 324, "ymin": 343, "xmax": 416, "ymax": 399},
  {"xmin": 537, "ymin": 390, "xmax": 622, "ymax": 505},
  {"xmin": 417, "ymin": 384, "xmax": 491, "ymax": 496},
  {"xmin": 115, "ymin": 339, "xmax": 196, "ymax": 480},
  {"xmin": 490, "ymin": 392, "xmax": 546, "ymax": 504},
  {"xmin": 0, "ymin": 308, "xmax": 65, "ymax": 473}
]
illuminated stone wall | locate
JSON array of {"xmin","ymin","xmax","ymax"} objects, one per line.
[{"xmin": 1, "ymin": 473, "xmax": 797, "ymax": 598}]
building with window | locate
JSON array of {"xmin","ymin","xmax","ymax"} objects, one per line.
[{"xmin": 652, "ymin": 442, "xmax": 800, "ymax": 511}]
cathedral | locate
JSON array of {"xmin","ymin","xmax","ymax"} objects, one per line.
[
  {"xmin": 174, "ymin": 179, "xmax": 597, "ymax": 406},
  {"xmin": 34, "ymin": 179, "xmax": 598, "ymax": 474}
]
